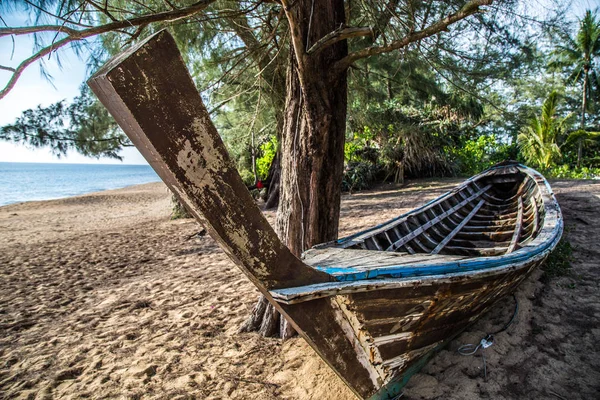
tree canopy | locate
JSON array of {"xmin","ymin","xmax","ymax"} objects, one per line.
[{"xmin": 1, "ymin": 2, "xmax": 598, "ymax": 178}]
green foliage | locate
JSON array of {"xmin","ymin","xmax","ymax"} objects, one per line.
[
  {"xmin": 238, "ymin": 169, "xmax": 256, "ymax": 187},
  {"xmin": 256, "ymin": 136, "xmax": 277, "ymax": 180},
  {"xmin": 563, "ymin": 129, "xmax": 600, "ymax": 147},
  {"xmin": 549, "ymin": 10, "xmax": 600, "ymax": 93},
  {"xmin": 548, "ymin": 164, "xmax": 600, "ymax": 179},
  {"xmin": 454, "ymin": 134, "xmax": 517, "ymax": 175},
  {"xmin": 518, "ymin": 91, "xmax": 573, "ymax": 171},
  {"xmin": 542, "ymin": 238, "xmax": 573, "ymax": 280},
  {"xmin": 3, "ymin": 0, "xmax": 593, "ymax": 188},
  {"xmin": 0, "ymin": 87, "xmax": 129, "ymax": 159},
  {"xmin": 342, "ymin": 162, "xmax": 380, "ymax": 193},
  {"xmin": 347, "ymin": 95, "xmax": 482, "ymax": 181},
  {"xmin": 345, "ymin": 126, "xmax": 377, "ymax": 163},
  {"xmin": 170, "ymin": 194, "xmax": 192, "ymax": 220},
  {"xmin": 548, "ymin": 9, "xmax": 600, "ymax": 141}
]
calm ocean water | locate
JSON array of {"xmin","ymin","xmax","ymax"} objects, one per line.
[{"xmin": 0, "ymin": 162, "xmax": 160, "ymax": 206}]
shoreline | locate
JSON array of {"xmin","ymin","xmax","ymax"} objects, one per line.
[
  {"xmin": 0, "ymin": 179, "xmax": 162, "ymax": 208},
  {"xmin": 0, "ymin": 179, "xmax": 598, "ymax": 399},
  {"xmin": 0, "ymin": 162, "xmax": 160, "ymax": 207},
  {"xmin": 0, "ymin": 161, "xmax": 152, "ymax": 166},
  {"xmin": 2, "ymin": 176, "xmax": 597, "ymax": 209}
]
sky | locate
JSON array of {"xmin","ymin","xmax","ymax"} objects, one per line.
[
  {"xmin": 0, "ymin": 12, "xmax": 147, "ymax": 165},
  {"xmin": 0, "ymin": 1, "xmax": 598, "ymax": 165}
]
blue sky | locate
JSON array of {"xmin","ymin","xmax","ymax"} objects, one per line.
[
  {"xmin": 0, "ymin": 12, "xmax": 147, "ymax": 164},
  {"xmin": 0, "ymin": 1, "xmax": 597, "ymax": 165}
]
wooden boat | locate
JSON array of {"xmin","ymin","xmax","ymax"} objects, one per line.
[{"xmin": 88, "ymin": 30, "xmax": 563, "ymax": 400}]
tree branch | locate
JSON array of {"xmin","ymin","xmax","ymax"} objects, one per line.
[
  {"xmin": 0, "ymin": 0, "xmax": 217, "ymax": 100},
  {"xmin": 1, "ymin": 130, "xmax": 131, "ymax": 146},
  {"xmin": 332, "ymin": 0, "xmax": 493, "ymax": 75},
  {"xmin": 280, "ymin": 0, "xmax": 307, "ymax": 73},
  {"xmin": 0, "ymin": 65, "xmax": 16, "ymax": 72},
  {"xmin": 86, "ymin": 0, "xmax": 119, "ymax": 22},
  {"xmin": 23, "ymin": 0, "xmax": 93, "ymax": 29},
  {"xmin": 221, "ymin": 4, "xmax": 274, "ymax": 73},
  {"xmin": 0, "ymin": 25, "xmax": 80, "ymax": 37},
  {"xmin": 1, "ymin": 0, "xmax": 215, "ymax": 38},
  {"xmin": 306, "ymin": 26, "xmax": 373, "ymax": 55},
  {"xmin": 1, "ymin": 36, "xmax": 75, "ymax": 101},
  {"xmin": 372, "ymin": 0, "xmax": 401, "ymax": 40}
]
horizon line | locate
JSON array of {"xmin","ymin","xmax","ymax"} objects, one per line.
[{"xmin": 0, "ymin": 160, "xmax": 150, "ymax": 166}]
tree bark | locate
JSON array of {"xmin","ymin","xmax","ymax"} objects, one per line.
[
  {"xmin": 241, "ymin": 0, "xmax": 348, "ymax": 338},
  {"xmin": 264, "ymin": 149, "xmax": 281, "ymax": 209},
  {"xmin": 578, "ymin": 67, "xmax": 589, "ymax": 168}
]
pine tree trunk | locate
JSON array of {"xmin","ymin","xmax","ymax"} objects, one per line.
[{"xmin": 241, "ymin": 0, "xmax": 348, "ymax": 338}]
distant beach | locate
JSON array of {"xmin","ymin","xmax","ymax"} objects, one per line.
[{"xmin": 0, "ymin": 162, "xmax": 160, "ymax": 206}]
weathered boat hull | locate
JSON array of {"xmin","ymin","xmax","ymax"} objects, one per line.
[
  {"xmin": 89, "ymin": 30, "xmax": 563, "ymax": 400},
  {"xmin": 271, "ymin": 162, "xmax": 562, "ymax": 398},
  {"xmin": 316, "ymin": 257, "xmax": 547, "ymax": 399}
]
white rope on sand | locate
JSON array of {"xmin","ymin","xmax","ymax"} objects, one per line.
[{"xmin": 457, "ymin": 294, "xmax": 519, "ymax": 381}]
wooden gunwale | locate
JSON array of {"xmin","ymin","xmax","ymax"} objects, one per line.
[
  {"xmin": 271, "ymin": 225, "xmax": 562, "ymax": 304},
  {"xmin": 272, "ymin": 164, "xmax": 562, "ymax": 303}
]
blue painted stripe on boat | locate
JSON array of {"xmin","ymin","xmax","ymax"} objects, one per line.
[
  {"xmin": 319, "ymin": 219, "xmax": 562, "ymax": 282},
  {"xmin": 325, "ymin": 163, "xmax": 562, "ymax": 282}
]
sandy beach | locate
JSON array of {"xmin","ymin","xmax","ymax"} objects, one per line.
[{"xmin": 1, "ymin": 179, "xmax": 599, "ymax": 399}]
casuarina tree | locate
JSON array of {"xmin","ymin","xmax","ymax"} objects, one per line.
[{"xmin": 2, "ymin": 0, "xmax": 521, "ymax": 338}]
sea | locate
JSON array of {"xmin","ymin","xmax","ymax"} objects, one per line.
[{"xmin": 0, "ymin": 162, "xmax": 161, "ymax": 206}]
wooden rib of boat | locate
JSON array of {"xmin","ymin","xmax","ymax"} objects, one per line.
[{"xmin": 88, "ymin": 30, "xmax": 563, "ymax": 400}]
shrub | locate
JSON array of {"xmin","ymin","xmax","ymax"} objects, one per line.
[
  {"xmin": 548, "ymin": 165, "xmax": 600, "ymax": 179},
  {"xmin": 342, "ymin": 162, "xmax": 380, "ymax": 193},
  {"xmin": 455, "ymin": 134, "xmax": 517, "ymax": 175},
  {"xmin": 170, "ymin": 193, "xmax": 192, "ymax": 219},
  {"xmin": 256, "ymin": 136, "xmax": 277, "ymax": 180}
]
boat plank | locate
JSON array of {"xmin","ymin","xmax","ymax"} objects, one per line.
[
  {"xmin": 507, "ymin": 196, "xmax": 524, "ymax": 253},
  {"xmin": 386, "ymin": 184, "xmax": 492, "ymax": 251},
  {"xmin": 432, "ymin": 199, "xmax": 485, "ymax": 254},
  {"xmin": 88, "ymin": 31, "xmax": 379, "ymax": 399},
  {"xmin": 303, "ymin": 248, "xmax": 467, "ymax": 270},
  {"xmin": 87, "ymin": 30, "xmax": 330, "ymax": 292}
]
